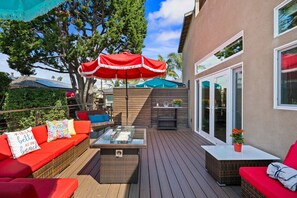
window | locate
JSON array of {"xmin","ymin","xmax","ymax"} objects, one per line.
[
  {"xmin": 195, "ymin": 31, "xmax": 243, "ymax": 74},
  {"xmin": 274, "ymin": 41, "xmax": 297, "ymax": 110},
  {"xmin": 275, "ymin": 0, "xmax": 297, "ymax": 37}
]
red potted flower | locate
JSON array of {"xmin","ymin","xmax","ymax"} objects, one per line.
[{"xmin": 230, "ymin": 128, "xmax": 244, "ymax": 152}]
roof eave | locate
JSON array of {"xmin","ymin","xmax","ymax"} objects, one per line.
[{"xmin": 178, "ymin": 11, "xmax": 193, "ymax": 53}]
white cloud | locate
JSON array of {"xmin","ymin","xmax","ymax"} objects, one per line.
[
  {"xmin": 155, "ymin": 30, "xmax": 180, "ymax": 42},
  {"xmin": 148, "ymin": 0, "xmax": 194, "ymax": 27},
  {"xmin": 0, "ymin": 53, "xmax": 70, "ymax": 83}
]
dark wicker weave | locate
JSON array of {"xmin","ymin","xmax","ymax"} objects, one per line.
[
  {"xmin": 30, "ymin": 161, "xmax": 54, "ymax": 178},
  {"xmin": 241, "ymin": 178, "xmax": 265, "ymax": 198},
  {"xmin": 99, "ymin": 149, "xmax": 139, "ymax": 184},
  {"xmin": 74, "ymin": 137, "xmax": 90, "ymax": 158},
  {"xmin": 205, "ymin": 152, "xmax": 273, "ymax": 185},
  {"xmin": 52, "ymin": 147, "xmax": 75, "ymax": 176}
]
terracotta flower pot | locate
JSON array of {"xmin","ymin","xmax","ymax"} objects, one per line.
[{"xmin": 234, "ymin": 143, "xmax": 242, "ymax": 152}]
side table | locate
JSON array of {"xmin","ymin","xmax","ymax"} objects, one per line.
[{"xmin": 201, "ymin": 145, "xmax": 280, "ymax": 186}]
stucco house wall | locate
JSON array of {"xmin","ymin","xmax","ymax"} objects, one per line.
[{"xmin": 181, "ymin": 0, "xmax": 297, "ymax": 159}]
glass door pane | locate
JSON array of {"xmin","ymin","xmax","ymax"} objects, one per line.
[
  {"xmin": 214, "ymin": 75, "xmax": 228, "ymax": 142},
  {"xmin": 234, "ymin": 70, "xmax": 242, "ymax": 129},
  {"xmin": 201, "ymin": 81, "xmax": 210, "ymax": 133}
]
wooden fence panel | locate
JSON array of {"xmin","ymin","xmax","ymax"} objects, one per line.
[{"xmin": 113, "ymin": 88, "xmax": 188, "ymax": 128}]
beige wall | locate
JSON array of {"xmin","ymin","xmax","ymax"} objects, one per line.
[{"xmin": 182, "ymin": 0, "xmax": 297, "ymax": 159}]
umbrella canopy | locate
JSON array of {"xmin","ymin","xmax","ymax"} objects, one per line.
[
  {"xmin": 0, "ymin": 0, "xmax": 65, "ymax": 22},
  {"xmin": 79, "ymin": 52, "xmax": 167, "ymax": 125},
  {"xmin": 136, "ymin": 78, "xmax": 178, "ymax": 88},
  {"xmin": 78, "ymin": 52, "xmax": 166, "ymax": 79}
]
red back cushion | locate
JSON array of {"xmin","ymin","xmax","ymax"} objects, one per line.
[
  {"xmin": 0, "ymin": 135, "xmax": 12, "ymax": 161},
  {"xmin": 31, "ymin": 125, "xmax": 48, "ymax": 145},
  {"xmin": 284, "ymin": 143, "xmax": 297, "ymax": 170},
  {"xmin": 74, "ymin": 120, "xmax": 91, "ymax": 134},
  {"xmin": 76, "ymin": 112, "xmax": 89, "ymax": 120}
]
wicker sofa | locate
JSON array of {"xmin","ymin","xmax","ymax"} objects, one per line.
[
  {"xmin": 239, "ymin": 141, "xmax": 297, "ymax": 198},
  {"xmin": 0, "ymin": 120, "xmax": 91, "ymax": 178}
]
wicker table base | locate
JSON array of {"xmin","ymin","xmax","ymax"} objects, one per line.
[
  {"xmin": 202, "ymin": 145, "xmax": 280, "ymax": 186},
  {"xmin": 99, "ymin": 148, "xmax": 139, "ymax": 184},
  {"xmin": 205, "ymin": 152, "xmax": 272, "ymax": 186}
]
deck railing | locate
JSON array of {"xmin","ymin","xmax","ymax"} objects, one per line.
[{"xmin": 0, "ymin": 103, "xmax": 113, "ymax": 134}]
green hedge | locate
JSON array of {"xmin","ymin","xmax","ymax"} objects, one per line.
[{"xmin": 3, "ymin": 88, "xmax": 68, "ymax": 131}]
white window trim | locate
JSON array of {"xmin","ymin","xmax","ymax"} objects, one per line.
[
  {"xmin": 274, "ymin": 0, "xmax": 297, "ymax": 38},
  {"xmin": 273, "ymin": 40, "xmax": 297, "ymax": 111},
  {"xmin": 194, "ymin": 31, "xmax": 244, "ymax": 75}
]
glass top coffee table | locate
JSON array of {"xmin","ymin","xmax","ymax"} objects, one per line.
[
  {"xmin": 201, "ymin": 145, "xmax": 280, "ymax": 186},
  {"xmin": 91, "ymin": 126, "xmax": 147, "ymax": 184}
]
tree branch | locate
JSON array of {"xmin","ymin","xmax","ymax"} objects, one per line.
[{"xmin": 30, "ymin": 64, "xmax": 68, "ymax": 73}]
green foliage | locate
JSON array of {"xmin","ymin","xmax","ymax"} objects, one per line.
[
  {"xmin": 158, "ymin": 53, "xmax": 182, "ymax": 79},
  {"xmin": 0, "ymin": 72, "xmax": 11, "ymax": 107},
  {"xmin": 0, "ymin": 0, "xmax": 147, "ymax": 109},
  {"xmin": 3, "ymin": 88, "xmax": 68, "ymax": 131}
]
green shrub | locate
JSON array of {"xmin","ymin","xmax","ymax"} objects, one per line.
[{"xmin": 3, "ymin": 88, "xmax": 68, "ymax": 131}]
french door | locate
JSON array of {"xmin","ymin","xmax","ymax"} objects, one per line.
[{"xmin": 199, "ymin": 70, "xmax": 230, "ymax": 144}]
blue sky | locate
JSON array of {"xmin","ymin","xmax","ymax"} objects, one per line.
[{"xmin": 0, "ymin": 0, "xmax": 194, "ymax": 82}]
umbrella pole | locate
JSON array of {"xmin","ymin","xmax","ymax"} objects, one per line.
[{"xmin": 126, "ymin": 72, "xmax": 128, "ymax": 126}]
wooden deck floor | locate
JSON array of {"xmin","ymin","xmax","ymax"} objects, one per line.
[{"xmin": 58, "ymin": 128, "xmax": 241, "ymax": 198}]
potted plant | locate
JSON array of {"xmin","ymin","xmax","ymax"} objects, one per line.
[
  {"xmin": 230, "ymin": 128, "xmax": 244, "ymax": 152},
  {"xmin": 172, "ymin": 99, "xmax": 182, "ymax": 107}
]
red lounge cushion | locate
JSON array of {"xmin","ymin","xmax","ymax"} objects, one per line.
[
  {"xmin": 74, "ymin": 120, "xmax": 91, "ymax": 134},
  {"xmin": 12, "ymin": 178, "xmax": 78, "ymax": 198},
  {"xmin": 38, "ymin": 139, "xmax": 74, "ymax": 158},
  {"xmin": 0, "ymin": 135, "xmax": 12, "ymax": 161},
  {"xmin": 0, "ymin": 178, "xmax": 13, "ymax": 182},
  {"xmin": 0, "ymin": 182, "xmax": 39, "ymax": 198},
  {"xmin": 240, "ymin": 167, "xmax": 297, "ymax": 198},
  {"xmin": 76, "ymin": 112, "xmax": 89, "ymax": 120},
  {"xmin": 69, "ymin": 134, "xmax": 88, "ymax": 146},
  {"xmin": 0, "ymin": 152, "xmax": 54, "ymax": 178},
  {"xmin": 31, "ymin": 125, "xmax": 48, "ymax": 145},
  {"xmin": 284, "ymin": 143, "xmax": 297, "ymax": 170}
]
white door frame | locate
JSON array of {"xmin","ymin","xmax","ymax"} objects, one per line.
[
  {"xmin": 194, "ymin": 63, "xmax": 243, "ymax": 144},
  {"xmin": 198, "ymin": 70, "xmax": 231, "ymax": 144}
]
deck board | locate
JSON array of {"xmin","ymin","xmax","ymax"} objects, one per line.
[{"xmin": 59, "ymin": 128, "xmax": 240, "ymax": 198}]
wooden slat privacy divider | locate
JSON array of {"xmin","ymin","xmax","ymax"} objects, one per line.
[{"xmin": 113, "ymin": 88, "xmax": 188, "ymax": 128}]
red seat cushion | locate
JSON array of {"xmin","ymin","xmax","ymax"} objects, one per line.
[
  {"xmin": 12, "ymin": 178, "xmax": 78, "ymax": 198},
  {"xmin": 74, "ymin": 120, "xmax": 91, "ymax": 134},
  {"xmin": 0, "ymin": 152, "xmax": 54, "ymax": 178},
  {"xmin": 240, "ymin": 167, "xmax": 297, "ymax": 198},
  {"xmin": 0, "ymin": 182, "xmax": 39, "ymax": 198},
  {"xmin": 37, "ymin": 139, "xmax": 74, "ymax": 158},
  {"xmin": 31, "ymin": 125, "xmax": 48, "ymax": 145},
  {"xmin": 70, "ymin": 134, "xmax": 88, "ymax": 146},
  {"xmin": 0, "ymin": 178, "xmax": 13, "ymax": 182},
  {"xmin": 76, "ymin": 112, "xmax": 89, "ymax": 120},
  {"xmin": 0, "ymin": 135, "xmax": 12, "ymax": 161},
  {"xmin": 284, "ymin": 143, "xmax": 297, "ymax": 170}
]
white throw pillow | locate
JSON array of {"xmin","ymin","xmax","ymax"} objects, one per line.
[
  {"xmin": 5, "ymin": 127, "xmax": 40, "ymax": 159},
  {"xmin": 68, "ymin": 119, "xmax": 76, "ymax": 135}
]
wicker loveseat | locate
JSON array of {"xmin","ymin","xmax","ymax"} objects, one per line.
[
  {"xmin": 239, "ymin": 141, "xmax": 297, "ymax": 198},
  {"xmin": 0, "ymin": 120, "xmax": 91, "ymax": 178},
  {"xmin": 76, "ymin": 110, "xmax": 114, "ymax": 131}
]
